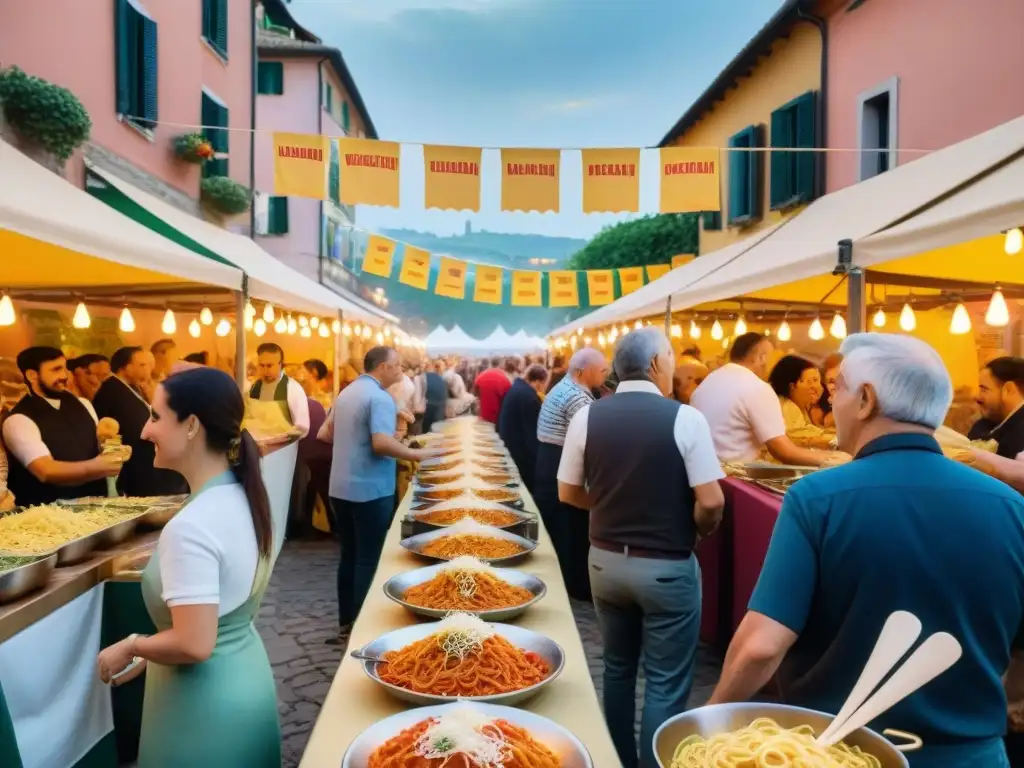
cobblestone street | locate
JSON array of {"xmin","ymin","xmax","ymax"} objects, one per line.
[{"xmin": 257, "ymin": 540, "xmax": 723, "ymax": 768}]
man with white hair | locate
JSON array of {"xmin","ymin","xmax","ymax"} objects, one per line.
[
  {"xmin": 710, "ymin": 333, "xmax": 1024, "ymax": 768},
  {"xmin": 557, "ymin": 328, "xmax": 724, "ymax": 768},
  {"xmin": 535, "ymin": 346, "xmax": 609, "ymax": 599}
]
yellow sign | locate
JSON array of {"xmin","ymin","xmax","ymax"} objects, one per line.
[
  {"xmin": 473, "ymin": 264, "xmax": 504, "ymax": 304},
  {"xmin": 273, "ymin": 133, "xmax": 328, "ymax": 199},
  {"xmin": 581, "ymin": 148, "xmax": 640, "ymax": 213},
  {"xmin": 618, "ymin": 267, "xmax": 645, "ymax": 296},
  {"xmin": 361, "ymin": 235, "xmax": 396, "ymax": 278},
  {"xmin": 548, "ymin": 271, "xmax": 579, "ymax": 308},
  {"xmin": 512, "ymin": 271, "xmax": 542, "ymax": 307},
  {"xmin": 500, "ymin": 148, "xmax": 561, "ymax": 213},
  {"xmin": 423, "ymin": 145, "xmax": 482, "ymax": 212},
  {"xmin": 672, "ymin": 254, "xmax": 696, "ymax": 269},
  {"xmin": 646, "ymin": 264, "xmax": 671, "ymax": 282},
  {"xmin": 659, "ymin": 146, "xmax": 721, "ymax": 213},
  {"xmin": 399, "ymin": 245, "xmax": 431, "ymax": 290},
  {"xmin": 339, "ymin": 138, "xmax": 401, "ymax": 207},
  {"xmin": 587, "ymin": 270, "xmax": 615, "ymax": 306},
  {"xmin": 435, "ymin": 256, "xmax": 468, "ymax": 300}
]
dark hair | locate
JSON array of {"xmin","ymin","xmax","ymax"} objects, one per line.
[
  {"xmin": 110, "ymin": 346, "xmax": 143, "ymax": 373},
  {"xmin": 16, "ymin": 346, "xmax": 64, "ymax": 377},
  {"xmin": 490, "ymin": 356, "xmax": 502, "ymax": 368},
  {"xmin": 67, "ymin": 356, "xmax": 86, "ymax": 372},
  {"xmin": 986, "ymin": 357, "xmax": 1024, "ymax": 393},
  {"xmin": 524, "ymin": 364, "xmax": 548, "ymax": 384},
  {"xmin": 69, "ymin": 353, "xmax": 105, "ymax": 372},
  {"xmin": 303, "ymin": 358, "xmax": 329, "ymax": 381},
  {"xmin": 183, "ymin": 351, "xmax": 209, "ymax": 365},
  {"xmin": 151, "ymin": 338, "xmax": 176, "ymax": 355},
  {"xmin": 256, "ymin": 342, "xmax": 284, "ymax": 362},
  {"xmin": 364, "ymin": 346, "xmax": 395, "ymax": 373},
  {"xmin": 162, "ymin": 368, "xmax": 273, "ymax": 559},
  {"xmin": 551, "ymin": 355, "xmax": 566, "ymax": 369},
  {"xmin": 503, "ymin": 357, "xmax": 520, "ymax": 375},
  {"xmin": 768, "ymin": 355, "xmax": 818, "ymax": 398},
  {"xmin": 730, "ymin": 332, "xmax": 769, "ymax": 363},
  {"xmin": 682, "ymin": 346, "xmax": 702, "ymax": 361}
]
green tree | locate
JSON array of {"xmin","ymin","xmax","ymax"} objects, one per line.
[{"xmin": 567, "ymin": 213, "xmax": 699, "ymax": 270}]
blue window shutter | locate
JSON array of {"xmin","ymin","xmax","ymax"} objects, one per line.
[
  {"xmin": 793, "ymin": 91, "xmax": 817, "ymax": 203},
  {"xmin": 769, "ymin": 105, "xmax": 793, "ymax": 209},
  {"xmin": 215, "ymin": 0, "xmax": 228, "ymax": 57},
  {"xmin": 747, "ymin": 124, "xmax": 765, "ymax": 221},
  {"xmin": 115, "ymin": 0, "xmax": 131, "ymax": 115},
  {"xmin": 141, "ymin": 16, "xmax": 158, "ymax": 126}
]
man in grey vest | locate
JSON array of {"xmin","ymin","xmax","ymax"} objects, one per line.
[
  {"xmin": 249, "ymin": 342, "xmax": 310, "ymax": 437},
  {"xmin": 558, "ymin": 328, "xmax": 725, "ymax": 768}
]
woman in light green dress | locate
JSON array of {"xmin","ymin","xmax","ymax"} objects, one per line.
[{"xmin": 97, "ymin": 367, "xmax": 281, "ymax": 767}]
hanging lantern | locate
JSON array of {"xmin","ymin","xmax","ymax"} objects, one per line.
[
  {"xmin": 199, "ymin": 306, "xmax": 213, "ymax": 326},
  {"xmin": 777, "ymin": 320, "xmax": 792, "ymax": 342},
  {"xmin": 0, "ymin": 295, "xmax": 14, "ymax": 327},
  {"xmin": 949, "ymin": 302, "xmax": 972, "ymax": 335},
  {"xmin": 161, "ymin": 309, "xmax": 176, "ymax": 335},
  {"xmin": 318, "ymin": 323, "xmax": 330, "ymax": 338},
  {"xmin": 710, "ymin": 319, "xmax": 724, "ymax": 340},
  {"xmin": 829, "ymin": 312, "xmax": 847, "ymax": 339},
  {"xmin": 808, "ymin": 317, "xmax": 825, "ymax": 341},
  {"xmin": 72, "ymin": 302, "xmax": 91, "ymax": 329},
  {"xmin": 274, "ymin": 317, "xmax": 287, "ymax": 334},
  {"xmin": 985, "ymin": 287, "xmax": 1010, "ymax": 327},
  {"xmin": 188, "ymin": 319, "xmax": 201, "ymax": 338},
  {"xmin": 253, "ymin": 318, "xmax": 267, "ymax": 337},
  {"xmin": 899, "ymin": 302, "xmax": 917, "ymax": 332},
  {"xmin": 734, "ymin": 315, "xmax": 748, "ymax": 336},
  {"xmin": 689, "ymin": 320, "xmax": 701, "ymax": 339},
  {"xmin": 215, "ymin": 318, "xmax": 231, "ymax": 337},
  {"xmin": 263, "ymin": 303, "xmax": 275, "ymax": 323},
  {"xmin": 872, "ymin": 307, "xmax": 887, "ymax": 328},
  {"xmin": 1005, "ymin": 227, "xmax": 1023, "ymax": 256},
  {"xmin": 118, "ymin": 307, "xmax": 136, "ymax": 333}
]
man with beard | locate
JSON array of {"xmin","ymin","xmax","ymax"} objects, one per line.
[
  {"xmin": 971, "ymin": 357, "xmax": 1024, "ymax": 459},
  {"xmin": 2, "ymin": 346, "xmax": 123, "ymax": 506}
]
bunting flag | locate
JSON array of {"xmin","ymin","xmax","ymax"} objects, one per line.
[
  {"xmin": 548, "ymin": 271, "xmax": 579, "ymax": 308},
  {"xmin": 423, "ymin": 145, "xmax": 482, "ymax": 212},
  {"xmin": 361, "ymin": 235, "xmax": 397, "ymax": 278},
  {"xmin": 273, "ymin": 133, "xmax": 329, "ymax": 199},
  {"xmin": 398, "ymin": 245, "xmax": 432, "ymax": 290},
  {"xmin": 581, "ymin": 148, "xmax": 641, "ymax": 213},
  {"xmin": 672, "ymin": 254, "xmax": 696, "ymax": 269},
  {"xmin": 618, "ymin": 267, "xmax": 645, "ymax": 296},
  {"xmin": 339, "ymin": 138, "xmax": 401, "ymax": 207},
  {"xmin": 511, "ymin": 271, "xmax": 542, "ymax": 307},
  {"xmin": 646, "ymin": 264, "xmax": 671, "ymax": 282},
  {"xmin": 435, "ymin": 256, "xmax": 468, "ymax": 299},
  {"xmin": 659, "ymin": 146, "xmax": 721, "ymax": 213},
  {"xmin": 587, "ymin": 270, "xmax": 615, "ymax": 306},
  {"xmin": 473, "ymin": 264, "xmax": 504, "ymax": 304},
  {"xmin": 501, "ymin": 148, "xmax": 561, "ymax": 213}
]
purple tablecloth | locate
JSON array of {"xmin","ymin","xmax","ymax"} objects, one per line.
[{"xmin": 723, "ymin": 477, "xmax": 784, "ymax": 633}]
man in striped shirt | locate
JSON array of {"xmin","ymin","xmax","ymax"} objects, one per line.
[{"xmin": 535, "ymin": 347, "xmax": 609, "ymax": 599}]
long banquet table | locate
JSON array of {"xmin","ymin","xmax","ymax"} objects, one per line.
[{"xmin": 300, "ymin": 477, "xmax": 622, "ymax": 766}]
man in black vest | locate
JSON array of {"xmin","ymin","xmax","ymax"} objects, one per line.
[
  {"xmin": 421, "ymin": 361, "xmax": 447, "ymax": 433},
  {"xmin": 2, "ymin": 346, "xmax": 123, "ymax": 506},
  {"xmin": 557, "ymin": 328, "xmax": 725, "ymax": 768},
  {"xmin": 249, "ymin": 342, "xmax": 310, "ymax": 437}
]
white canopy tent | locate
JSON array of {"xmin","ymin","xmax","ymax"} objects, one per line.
[{"xmin": 424, "ymin": 325, "xmax": 487, "ymax": 353}]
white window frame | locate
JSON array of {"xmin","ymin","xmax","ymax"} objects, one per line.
[{"xmin": 856, "ymin": 75, "xmax": 899, "ymax": 182}]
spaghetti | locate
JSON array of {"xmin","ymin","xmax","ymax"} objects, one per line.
[
  {"xmin": 475, "ymin": 473, "xmax": 514, "ymax": 485},
  {"xmin": 670, "ymin": 717, "xmax": 882, "ymax": 768},
  {"xmin": 421, "ymin": 535, "xmax": 525, "ymax": 561},
  {"xmin": 470, "ymin": 489, "xmax": 520, "ymax": 504},
  {"xmin": 416, "ymin": 507, "xmax": 521, "ymax": 528},
  {"xmin": 416, "ymin": 489, "xmax": 468, "ymax": 502},
  {"xmin": 376, "ymin": 613, "xmax": 550, "ymax": 697},
  {"xmin": 420, "ymin": 460, "xmax": 463, "ymax": 474},
  {"xmin": 0, "ymin": 505, "xmax": 139, "ymax": 555},
  {"xmin": 417, "ymin": 473, "xmax": 465, "ymax": 487},
  {"xmin": 403, "ymin": 557, "xmax": 535, "ymax": 612}
]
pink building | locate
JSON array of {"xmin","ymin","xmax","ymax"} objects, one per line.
[
  {"xmin": 0, "ymin": 0, "xmax": 254, "ymax": 218},
  {"xmin": 253, "ymin": 0, "xmax": 376, "ymax": 284},
  {"xmin": 821, "ymin": 0, "xmax": 1024, "ymax": 192}
]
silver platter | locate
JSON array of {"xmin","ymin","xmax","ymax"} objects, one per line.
[
  {"xmin": 409, "ymin": 506, "xmax": 532, "ymax": 531},
  {"xmin": 400, "ymin": 526, "xmax": 537, "ymax": 566},
  {"xmin": 0, "ymin": 553, "xmax": 58, "ymax": 604},
  {"xmin": 383, "ymin": 563, "xmax": 547, "ymax": 621}
]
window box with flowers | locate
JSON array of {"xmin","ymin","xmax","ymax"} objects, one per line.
[
  {"xmin": 200, "ymin": 176, "xmax": 251, "ymax": 216},
  {"xmin": 0, "ymin": 66, "xmax": 91, "ymax": 170},
  {"xmin": 174, "ymin": 132, "xmax": 214, "ymax": 164}
]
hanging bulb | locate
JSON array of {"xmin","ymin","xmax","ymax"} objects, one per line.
[
  {"xmin": 0, "ymin": 294, "xmax": 14, "ymax": 326},
  {"xmin": 808, "ymin": 317, "xmax": 825, "ymax": 340},
  {"xmin": 318, "ymin": 323, "xmax": 330, "ymax": 338},
  {"xmin": 986, "ymin": 287, "xmax": 1010, "ymax": 327},
  {"xmin": 950, "ymin": 302, "xmax": 972, "ymax": 335},
  {"xmin": 353, "ymin": 323, "xmax": 363, "ymax": 337},
  {"xmin": 829, "ymin": 312, "xmax": 847, "ymax": 339},
  {"xmin": 384, "ymin": 327, "xmax": 392, "ymax": 339},
  {"xmin": 300, "ymin": 326, "xmax": 312, "ymax": 338},
  {"xmin": 263, "ymin": 303, "xmax": 275, "ymax": 323},
  {"xmin": 363, "ymin": 326, "xmax": 372, "ymax": 339},
  {"xmin": 274, "ymin": 317, "xmax": 287, "ymax": 334},
  {"xmin": 244, "ymin": 312, "xmax": 254, "ymax": 331},
  {"xmin": 670, "ymin": 323, "xmax": 682, "ymax": 339},
  {"xmin": 608, "ymin": 327, "xmax": 619, "ymax": 343},
  {"xmin": 583, "ymin": 336, "xmax": 593, "ymax": 345},
  {"xmin": 72, "ymin": 302, "xmax": 91, "ymax": 329},
  {"xmin": 342, "ymin": 323, "xmax": 352, "ymax": 337},
  {"xmin": 734, "ymin": 316, "xmax": 748, "ymax": 336},
  {"xmin": 286, "ymin": 316, "xmax": 298, "ymax": 335},
  {"xmin": 199, "ymin": 306, "xmax": 213, "ymax": 326},
  {"xmin": 331, "ymin": 319, "xmax": 342, "ymax": 334},
  {"xmin": 189, "ymin": 318, "xmax": 201, "ymax": 338},
  {"xmin": 872, "ymin": 307, "xmax": 887, "ymax": 328},
  {"xmin": 899, "ymin": 302, "xmax": 917, "ymax": 332},
  {"xmin": 722, "ymin": 337, "xmax": 729, "ymax": 349},
  {"xmin": 633, "ymin": 319, "xmax": 642, "ymax": 331},
  {"xmin": 1005, "ymin": 228, "xmax": 1024, "ymax": 256},
  {"xmin": 375, "ymin": 331, "xmax": 385, "ymax": 344},
  {"xmin": 710, "ymin": 319, "xmax": 724, "ymax": 340},
  {"xmin": 215, "ymin": 318, "xmax": 231, "ymax": 337},
  {"xmin": 244, "ymin": 299, "xmax": 256, "ymax": 319},
  {"xmin": 299, "ymin": 315, "xmax": 309, "ymax": 328},
  {"xmin": 777, "ymin": 320, "xmax": 792, "ymax": 341},
  {"xmin": 598, "ymin": 333, "xmax": 607, "ymax": 348},
  {"xmin": 253, "ymin": 318, "xmax": 267, "ymax": 337},
  {"xmin": 310, "ymin": 316, "xmax": 320, "ymax": 329},
  {"xmin": 161, "ymin": 308, "xmax": 176, "ymax": 334},
  {"xmin": 689, "ymin": 320, "xmax": 701, "ymax": 339},
  {"xmin": 118, "ymin": 307, "xmax": 136, "ymax": 333}
]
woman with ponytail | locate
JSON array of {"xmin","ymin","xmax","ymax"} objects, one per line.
[{"xmin": 96, "ymin": 367, "xmax": 280, "ymax": 766}]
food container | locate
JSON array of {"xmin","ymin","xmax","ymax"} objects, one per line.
[
  {"xmin": 741, "ymin": 462, "xmax": 818, "ymax": 480},
  {"xmin": 401, "ymin": 526, "xmax": 537, "ymax": 566},
  {"xmin": 355, "ymin": 621, "xmax": 565, "ymax": 706},
  {"xmin": 94, "ymin": 517, "xmax": 140, "ymax": 548},
  {"xmin": 653, "ymin": 702, "xmax": 920, "ymax": 768},
  {"xmin": 0, "ymin": 553, "xmax": 58, "ymax": 604},
  {"xmin": 383, "ymin": 563, "xmax": 546, "ymax": 621},
  {"xmin": 410, "ymin": 504, "xmax": 532, "ymax": 531},
  {"xmin": 55, "ymin": 527, "xmax": 108, "ymax": 565},
  {"xmin": 342, "ymin": 702, "xmax": 593, "ymax": 768}
]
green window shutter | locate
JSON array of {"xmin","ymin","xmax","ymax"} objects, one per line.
[
  {"xmin": 769, "ymin": 104, "xmax": 794, "ymax": 209},
  {"xmin": 793, "ymin": 91, "xmax": 817, "ymax": 203},
  {"xmin": 702, "ymin": 211, "xmax": 721, "ymax": 231},
  {"xmin": 202, "ymin": 0, "xmax": 213, "ymax": 41},
  {"xmin": 202, "ymin": 94, "xmax": 229, "ymax": 177},
  {"xmin": 727, "ymin": 129, "xmax": 750, "ymax": 224},
  {"xmin": 257, "ymin": 62, "xmax": 283, "ymax": 95},
  {"xmin": 115, "ymin": 0, "xmax": 131, "ymax": 115},
  {"xmin": 747, "ymin": 124, "xmax": 765, "ymax": 221},
  {"xmin": 342, "ymin": 101, "xmax": 350, "ymax": 132},
  {"xmin": 268, "ymin": 197, "xmax": 289, "ymax": 234},
  {"xmin": 328, "ymin": 139, "xmax": 340, "ymax": 203},
  {"xmin": 141, "ymin": 16, "xmax": 158, "ymax": 126},
  {"xmin": 215, "ymin": 0, "xmax": 228, "ymax": 57},
  {"xmin": 324, "ymin": 84, "xmax": 332, "ymax": 113}
]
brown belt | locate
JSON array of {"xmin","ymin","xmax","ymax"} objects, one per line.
[{"xmin": 590, "ymin": 538, "xmax": 691, "ymax": 561}]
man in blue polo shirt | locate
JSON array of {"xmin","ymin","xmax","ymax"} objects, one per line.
[{"xmin": 709, "ymin": 333, "xmax": 1024, "ymax": 768}]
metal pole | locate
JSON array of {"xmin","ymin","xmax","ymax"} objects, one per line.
[
  {"xmin": 848, "ymin": 267, "xmax": 866, "ymax": 334},
  {"xmin": 664, "ymin": 296, "xmax": 672, "ymax": 335},
  {"xmin": 234, "ymin": 275, "xmax": 248, "ymax": 391},
  {"xmin": 332, "ymin": 309, "xmax": 344, "ymax": 397}
]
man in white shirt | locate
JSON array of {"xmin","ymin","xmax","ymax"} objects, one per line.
[{"xmin": 249, "ymin": 343, "xmax": 310, "ymax": 437}]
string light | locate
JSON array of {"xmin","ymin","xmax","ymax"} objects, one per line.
[
  {"xmin": 318, "ymin": 323, "xmax": 330, "ymax": 338},
  {"xmin": 310, "ymin": 316, "xmax": 320, "ymax": 329},
  {"xmin": 633, "ymin": 320, "xmax": 642, "ymax": 330},
  {"xmin": 298, "ymin": 315, "xmax": 309, "ymax": 328},
  {"xmin": 362, "ymin": 326, "xmax": 372, "ymax": 339},
  {"xmin": 375, "ymin": 331, "xmax": 384, "ymax": 344},
  {"xmin": 263, "ymin": 303, "xmax": 275, "ymax": 323},
  {"xmin": 244, "ymin": 299, "xmax": 255, "ymax": 319},
  {"xmin": 215, "ymin": 318, "xmax": 231, "ymax": 337},
  {"xmin": 829, "ymin": 312, "xmax": 847, "ymax": 339},
  {"xmin": 332, "ymin": 319, "xmax": 342, "ymax": 334},
  {"xmin": 342, "ymin": 323, "xmax": 352, "ymax": 337},
  {"xmin": 598, "ymin": 332, "xmax": 607, "ymax": 347},
  {"xmin": 0, "ymin": 295, "xmax": 14, "ymax": 326},
  {"xmin": 189, "ymin": 318, "xmax": 201, "ymax": 338},
  {"xmin": 274, "ymin": 317, "xmax": 287, "ymax": 333},
  {"xmin": 1006, "ymin": 228, "xmax": 1023, "ymax": 256},
  {"xmin": 353, "ymin": 323, "xmax": 363, "ymax": 337},
  {"xmin": 300, "ymin": 326, "xmax": 312, "ymax": 338},
  {"xmin": 244, "ymin": 311, "xmax": 254, "ymax": 331},
  {"xmin": 689, "ymin": 320, "xmax": 701, "ymax": 339},
  {"xmin": 161, "ymin": 309, "xmax": 176, "ymax": 335},
  {"xmin": 710, "ymin": 319, "xmax": 724, "ymax": 340},
  {"xmin": 734, "ymin": 315, "xmax": 748, "ymax": 335},
  {"xmin": 199, "ymin": 306, "xmax": 213, "ymax": 326},
  {"xmin": 118, "ymin": 307, "xmax": 135, "ymax": 333},
  {"xmin": 670, "ymin": 323, "xmax": 683, "ymax": 338},
  {"xmin": 777, "ymin": 319, "xmax": 792, "ymax": 341},
  {"xmin": 872, "ymin": 307, "xmax": 887, "ymax": 328},
  {"xmin": 287, "ymin": 316, "xmax": 298, "ymax": 335},
  {"xmin": 899, "ymin": 302, "xmax": 917, "ymax": 332},
  {"xmin": 949, "ymin": 302, "xmax": 972, "ymax": 335},
  {"xmin": 72, "ymin": 302, "xmax": 91, "ymax": 329},
  {"xmin": 253, "ymin": 318, "xmax": 267, "ymax": 337},
  {"xmin": 986, "ymin": 287, "xmax": 1010, "ymax": 327},
  {"xmin": 808, "ymin": 317, "xmax": 825, "ymax": 341}
]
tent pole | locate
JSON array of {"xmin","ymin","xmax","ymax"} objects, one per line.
[
  {"xmin": 664, "ymin": 297, "xmax": 672, "ymax": 335},
  {"xmin": 840, "ymin": 239, "xmax": 866, "ymax": 334},
  {"xmin": 234, "ymin": 275, "xmax": 248, "ymax": 391},
  {"xmin": 333, "ymin": 310, "xmax": 344, "ymax": 398}
]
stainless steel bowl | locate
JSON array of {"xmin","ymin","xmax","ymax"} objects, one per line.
[
  {"xmin": 95, "ymin": 517, "xmax": 140, "ymax": 548},
  {"xmin": 383, "ymin": 563, "xmax": 547, "ymax": 621},
  {"xmin": 56, "ymin": 527, "xmax": 108, "ymax": 565},
  {"xmin": 355, "ymin": 621, "xmax": 565, "ymax": 706},
  {"xmin": 653, "ymin": 702, "xmax": 917, "ymax": 768},
  {"xmin": 410, "ymin": 506, "xmax": 533, "ymax": 531},
  {"xmin": 342, "ymin": 701, "xmax": 593, "ymax": 767},
  {"xmin": 400, "ymin": 527, "xmax": 537, "ymax": 566},
  {"xmin": 0, "ymin": 553, "xmax": 58, "ymax": 604}
]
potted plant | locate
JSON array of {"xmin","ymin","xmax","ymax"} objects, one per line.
[
  {"xmin": 0, "ymin": 66, "xmax": 91, "ymax": 169},
  {"xmin": 200, "ymin": 176, "xmax": 252, "ymax": 216},
  {"xmin": 174, "ymin": 133, "xmax": 214, "ymax": 164}
]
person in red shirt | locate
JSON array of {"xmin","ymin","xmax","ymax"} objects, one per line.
[{"xmin": 475, "ymin": 356, "xmax": 519, "ymax": 424}]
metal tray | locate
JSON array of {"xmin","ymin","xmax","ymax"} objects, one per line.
[
  {"xmin": 0, "ymin": 553, "xmax": 58, "ymax": 604},
  {"xmin": 355, "ymin": 621, "xmax": 564, "ymax": 706},
  {"xmin": 95, "ymin": 517, "xmax": 140, "ymax": 548},
  {"xmin": 383, "ymin": 563, "xmax": 547, "ymax": 621},
  {"xmin": 55, "ymin": 526, "xmax": 108, "ymax": 565},
  {"xmin": 409, "ymin": 505, "xmax": 533, "ymax": 531},
  {"xmin": 400, "ymin": 526, "xmax": 537, "ymax": 566},
  {"xmin": 342, "ymin": 701, "xmax": 593, "ymax": 768}
]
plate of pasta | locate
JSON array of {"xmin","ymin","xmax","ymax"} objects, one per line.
[
  {"xmin": 401, "ymin": 519, "xmax": 537, "ymax": 565},
  {"xmin": 355, "ymin": 612, "xmax": 564, "ymax": 706},
  {"xmin": 411, "ymin": 504, "xmax": 530, "ymax": 530},
  {"xmin": 342, "ymin": 702, "xmax": 593, "ymax": 768},
  {"xmin": 384, "ymin": 556, "xmax": 547, "ymax": 620}
]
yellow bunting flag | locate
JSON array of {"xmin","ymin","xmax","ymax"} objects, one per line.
[
  {"xmin": 399, "ymin": 245, "xmax": 431, "ymax": 290},
  {"xmin": 581, "ymin": 148, "xmax": 640, "ymax": 213},
  {"xmin": 435, "ymin": 256, "xmax": 468, "ymax": 300},
  {"xmin": 511, "ymin": 271, "xmax": 542, "ymax": 307},
  {"xmin": 646, "ymin": 264, "xmax": 671, "ymax": 282},
  {"xmin": 587, "ymin": 270, "xmax": 615, "ymax": 306},
  {"xmin": 273, "ymin": 133, "xmax": 329, "ymax": 199},
  {"xmin": 473, "ymin": 264, "xmax": 504, "ymax": 304},
  {"xmin": 672, "ymin": 254, "xmax": 696, "ymax": 269},
  {"xmin": 618, "ymin": 267, "xmax": 645, "ymax": 296},
  {"xmin": 361, "ymin": 235, "xmax": 396, "ymax": 278},
  {"xmin": 423, "ymin": 145, "xmax": 482, "ymax": 212},
  {"xmin": 501, "ymin": 148, "xmax": 561, "ymax": 213},
  {"xmin": 659, "ymin": 147, "xmax": 721, "ymax": 213},
  {"xmin": 338, "ymin": 138, "xmax": 401, "ymax": 207},
  {"xmin": 548, "ymin": 271, "xmax": 579, "ymax": 308}
]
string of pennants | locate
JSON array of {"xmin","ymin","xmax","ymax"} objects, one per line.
[{"xmin": 273, "ymin": 133, "xmax": 721, "ymax": 214}]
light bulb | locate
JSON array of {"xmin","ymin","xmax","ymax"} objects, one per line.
[
  {"xmin": 899, "ymin": 302, "xmax": 916, "ymax": 332},
  {"xmin": 576, "ymin": 328, "xmax": 583, "ymax": 337},
  {"xmin": 0, "ymin": 295, "xmax": 14, "ymax": 326},
  {"xmin": 244, "ymin": 299, "xmax": 255, "ymax": 319},
  {"xmin": 384, "ymin": 327, "xmax": 392, "ymax": 339},
  {"xmin": 829, "ymin": 312, "xmax": 847, "ymax": 339},
  {"xmin": 274, "ymin": 317, "xmax": 287, "ymax": 333},
  {"xmin": 689, "ymin": 320, "xmax": 701, "ymax": 339},
  {"xmin": 354, "ymin": 323, "xmax": 363, "ymax": 337},
  {"xmin": 598, "ymin": 333, "xmax": 607, "ymax": 347},
  {"xmin": 584, "ymin": 336, "xmax": 593, "ymax": 345},
  {"xmin": 986, "ymin": 288, "xmax": 1010, "ymax": 327},
  {"xmin": 710, "ymin": 319, "xmax": 724, "ymax": 340},
  {"xmin": 363, "ymin": 326, "xmax": 372, "ymax": 339},
  {"xmin": 722, "ymin": 337, "xmax": 729, "ymax": 348},
  {"xmin": 1006, "ymin": 228, "xmax": 1024, "ymax": 256},
  {"xmin": 161, "ymin": 309, "xmax": 176, "ymax": 334},
  {"xmin": 287, "ymin": 316, "xmax": 298, "ymax": 335},
  {"xmin": 70, "ymin": 302, "xmax": 91, "ymax": 329},
  {"xmin": 342, "ymin": 323, "xmax": 352, "ymax": 337},
  {"xmin": 375, "ymin": 331, "xmax": 384, "ymax": 344},
  {"xmin": 215, "ymin": 318, "xmax": 231, "ymax": 337},
  {"xmin": 777, "ymin": 320, "xmax": 791, "ymax": 341},
  {"xmin": 310, "ymin": 316, "xmax": 320, "ymax": 329},
  {"xmin": 734, "ymin": 316, "xmax": 748, "ymax": 335},
  {"xmin": 872, "ymin": 307, "xmax": 887, "ymax": 328},
  {"xmin": 670, "ymin": 323, "xmax": 682, "ymax": 338},
  {"xmin": 118, "ymin": 307, "xmax": 135, "ymax": 333},
  {"xmin": 949, "ymin": 302, "xmax": 972, "ymax": 335},
  {"xmin": 299, "ymin": 315, "xmax": 309, "ymax": 328},
  {"xmin": 189, "ymin": 319, "xmax": 201, "ymax": 338},
  {"xmin": 300, "ymin": 326, "xmax": 312, "ymax": 338},
  {"xmin": 318, "ymin": 323, "xmax": 330, "ymax": 338},
  {"xmin": 633, "ymin": 320, "xmax": 642, "ymax": 330},
  {"xmin": 332, "ymin": 319, "xmax": 341, "ymax": 334},
  {"xmin": 263, "ymin": 303, "xmax": 275, "ymax": 323},
  {"xmin": 200, "ymin": 306, "xmax": 213, "ymax": 326},
  {"xmin": 244, "ymin": 312, "xmax": 254, "ymax": 331},
  {"xmin": 809, "ymin": 317, "xmax": 825, "ymax": 340},
  {"xmin": 253, "ymin": 318, "xmax": 267, "ymax": 337}
]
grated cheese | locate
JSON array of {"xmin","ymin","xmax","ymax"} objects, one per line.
[
  {"xmin": 443, "ymin": 518, "xmax": 504, "ymax": 537},
  {"xmin": 415, "ymin": 706, "xmax": 511, "ymax": 767},
  {"xmin": 434, "ymin": 611, "xmax": 496, "ymax": 660},
  {"xmin": 439, "ymin": 556, "xmax": 495, "ymax": 574}
]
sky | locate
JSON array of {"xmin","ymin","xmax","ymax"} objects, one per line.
[{"xmin": 288, "ymin": 0, "xmax": 782, "ymax": 239}]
